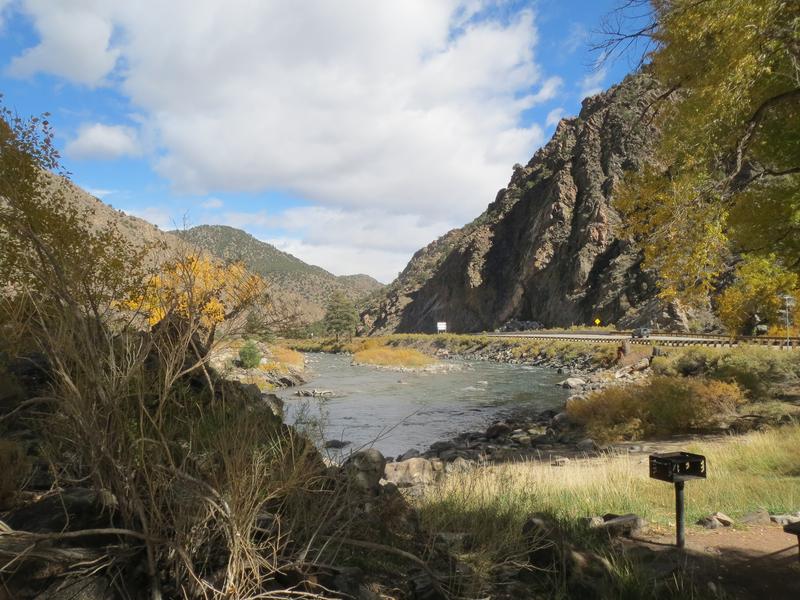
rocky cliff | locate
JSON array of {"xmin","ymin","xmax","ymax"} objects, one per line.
[{"xmin": 362, "ymin": 74, "xmax": 688, "ymax": 334}]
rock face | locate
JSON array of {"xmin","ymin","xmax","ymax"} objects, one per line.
[{"xmin": 363, "ymin": 74, "xmax": 687, "ymax": 334}]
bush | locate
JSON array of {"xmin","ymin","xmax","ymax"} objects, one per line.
[
  {"xmin": 238, "ymin": 340, "xmax": 262, "ymax": 368},
  {"xmin": 566, "ymin": 377, "xmax": 746, "ymax": 443},
  {"xmin": 652, "ymin": 347, "xmax": 800, "ymax": 398}
]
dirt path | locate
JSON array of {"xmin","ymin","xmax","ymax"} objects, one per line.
[{"xmin": 625, "ymin": 524, "xmax": 800, "ymax": 599}]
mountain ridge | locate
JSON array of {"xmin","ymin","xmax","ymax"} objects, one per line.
[
  {"xmin": 361, "ymin": 73, "xmax": 694, "ymax": 334},
  {"xmin": 53, "ymin": 178, "xmax": 381, "ymax": 324},
  {"xmin": 175, "ymin": 225, "xmax": 384, "ymax": 321}
]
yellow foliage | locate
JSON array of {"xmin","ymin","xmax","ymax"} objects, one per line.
[
  {"xmin": 125, "ymin": 254, "xmax": 265, "ymax": 329},
  {"xmin": 353, "ymin": 346, "xmax": 436, "ymax": 369},
  {"xmin": 269, "ymin": 346, "xmax": 304, "ymax": 369},
  {"xmin": 716, "ymin": 255, "xmax": 797, "ymax": 335}
]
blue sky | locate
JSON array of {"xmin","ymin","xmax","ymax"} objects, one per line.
[{"xmin": 0, "ymin": 0, "xmax": 635, "ymax": 282}]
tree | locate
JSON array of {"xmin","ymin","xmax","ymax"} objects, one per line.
[
  {"xmin": 0, "ymin": 104, "xmax": 151, "ymax": 320},
  {"xmin": 605, "ymin": 0, "xmax": 800, "ymax": 303},
  {"xmin": 716, "ymin": 255, "xmax": 798, "ymax": 335},
  {"xmin": 123, "ymin": 252, "xmax": 267, "ymax": 352},
  {"xmin": 324, "ymin": 291, "xmax": 358, "ymax": 341}
]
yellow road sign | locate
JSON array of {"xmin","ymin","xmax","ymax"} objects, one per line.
[{"xmin": 594, "ymin": 318, "xmax": 601, "ymax": 326}]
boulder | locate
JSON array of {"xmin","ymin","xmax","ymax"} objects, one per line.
[
  {"xmin": 575, "ymin": 438, "xmax": 597, "ymax": 453},
  {"xmin": 324, "ymin": 440, "xmax": 352, "ymax": 450},
  {"xmin": 344, "ymin": 449, "xmax": 386, "ymax": 495},
  {"xmin": 697, "ymin": 515, "xmax": 723, "ymax": 529},
  {"xmin": 560, "ymin": 377, "xmax": 586, "ymax": 389},
  {"xmin": 430, "ymin": 440, "xmax": 455, "ymax": 453},
  {"xmin": 741, "ymin": 508, "xmax": 772, "ymax": 525},
  {"xmin": 770, "ymin": 514, "xmax": 800, "ymax": 526},
  {"xmin": 485, "ymin": 422, "xmax": 512, "ymax": 439},
  {"xmin": 510, "ymin": 434, "xmax": 532, "ymax": 447},
  {"xmin": 261, "ymin": 393, "xmax": 284, "ymax": 418},
  {"xmin": 597, "ymin": 513, "xmax": 647, "ymax": 537},
  {"xmin": 384, "ymin": 457, "xmax": 439, "ymax": 487},
  {"xmin": 397, "ymin": 448, "xmax": 421, "ymax": 461},
  {"xmin": 5, "ymin": 488, "xmax": 114, "ymax": 533},
  {"xmin": 551, "ymin": 412, "xmax": 572, "ymax": 430},
  {"xmin": 37, "ymin": 576, "xmax": 116, "ymax": 600}
]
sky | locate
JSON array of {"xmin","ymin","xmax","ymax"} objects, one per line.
[{"xmin": 0, "ymin": 0, "xmax": 636, "ymax": 283}]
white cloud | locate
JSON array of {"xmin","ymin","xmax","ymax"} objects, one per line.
[
  {"xmin": 124, "ymin": 206, "xmax": 174, "ymax": 229},
  {"xmin": 529, "ymin": 76, "xmax": 562, "ymax": 105},
  {"xmin": 562, "ymin": 23, "xmax": 588, "ymax": 55},
  {"xmin": 8, "ymin": 1, "xmax": 569, "ymax": 280},
  {"xmin": 10, "ymin": 0, "xmax": 550, "ymax": 223},
  {"xmin": 226, "ymin": 205, "xmax": 457, "ymax": 281},
  {"xmin": 0, "ymin": 0, "xmax": 12, "ymax": 29},
  {"xmin": 66, "ymin": 123, "xmax": 140, "ymax": 160},
  {"xmin": 579, "ymin": 66, "xmax": 608, "ymax": 98},
  {"xmin": 6, "ymin": 0, "xmax": 119, "ymax": 85},
  {"xmin": 200, "ymin": 197, "xmax": 223, "ymax": 209},
  {"xmin": 268, "ymin": 237, "xmax": 409, "ymax": 284},
  {"xmin": 85, "ymin": 187, "xmax": 116, "ymax": 198},
  {"xmin": 221, "ymin": 210, "xmax": 273, "ymax": 229},
  {"xmin": 545, "ymin": 107, "xmax": 565, "ymax": 128}
]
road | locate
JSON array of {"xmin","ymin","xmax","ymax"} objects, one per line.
[{"xmin": 484, "ymin": 330, "xmax": 798, "ymax": 348}]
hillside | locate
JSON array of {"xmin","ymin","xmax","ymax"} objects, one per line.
[
  {"xmin": 51, "ymin": 178, "xmax": 380, "ymax": 324},
  {"xmin": 362, "ymin": 74, "xmax": 695, "ymax": 334},
  {"xmin": 175, "ymin": 225, "xmax": 383, "ymax": 321}
]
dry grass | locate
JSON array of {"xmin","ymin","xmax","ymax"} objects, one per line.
[
  {"xmin": 415, "ymin": 425, "xmax": 800, "ymax": 595},
  {"xmin": 352, "ymin": 346, "xmax": 436, "ymax": 369},
  {"xmin": 417, "ymin": 424, "xmax": 800, "ymax": 537},
  {"xmin": 269, "ymin": 345, "xmax": 304, "ymax": 369}
]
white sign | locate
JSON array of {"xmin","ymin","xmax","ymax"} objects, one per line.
[{"xmin": 436, "ymin": 322, "xmax": 447, "ymax": 333}]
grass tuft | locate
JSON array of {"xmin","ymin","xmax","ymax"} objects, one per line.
[{"xmin": 353, "ymin": 346, "xmax": 436, "ymax": 369}]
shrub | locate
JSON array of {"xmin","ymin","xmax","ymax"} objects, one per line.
[
  {"xmin": 567, "ymin": 377, "xmax": 746, "ymax": 443},
  {"xmin": 653, "ymin": 347, "xmax": 800, "ymax": 398},
  {"xmin": 238, "ymin": 340, "xmax": 262, "ymax": 368}
]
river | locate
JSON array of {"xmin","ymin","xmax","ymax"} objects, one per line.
[{"xmin": 277, "ymin": 352, "xmax": 569, "ymax": 458}]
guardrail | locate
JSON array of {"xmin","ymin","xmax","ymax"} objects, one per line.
[{"xmin": 484, "ymin": 331, "xmax": 798, "ymax": 348}]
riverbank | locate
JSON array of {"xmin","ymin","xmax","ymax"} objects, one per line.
[{"xmin": 287, "ymin": 333, "xmax": 627, "ymax": 373}]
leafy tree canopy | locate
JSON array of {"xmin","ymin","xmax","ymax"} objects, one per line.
[
  {"xmin": 609, "ymin": 0, "xmax": 799, "ymax": 312},
  {"xmin": 0, "ymin": 103, "xmax": 151, "ymax": 318},
  {"xmin": 716, "ymin": 255, "xmax": 798, "ymax": 335}
]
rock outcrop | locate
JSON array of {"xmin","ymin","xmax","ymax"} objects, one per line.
[{"xmin": 363, "ymin": 74, "xmax": 689, "ymax": 334}]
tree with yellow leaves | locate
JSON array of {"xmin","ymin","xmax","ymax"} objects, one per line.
[
  {"xmin": 716, "ymin": 255, "xmax": 798, "ymax": 335},
  {"xmin": 605, "ymin": 0, "xmax": 799, "ymax": 307},
  {"xmin": 126, "ymin": 253, "xmax": 267, "ymax": 351}
]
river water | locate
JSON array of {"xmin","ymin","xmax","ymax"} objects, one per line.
[{"xmin": 277, "ymin": 353, "xmax": 569, "ymax": 458}]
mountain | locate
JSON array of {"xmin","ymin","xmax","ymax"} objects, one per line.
[
  {"xmin": 362, "ymin": 74, "xmax": 693, "ymax": 334},
  {"xmin": 175, "ymin": 225, "xmax": 383, "ymax": 321},
  {"xmin": 52, "ymin": 178, "xmax": 381, "ymax": 324}
]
